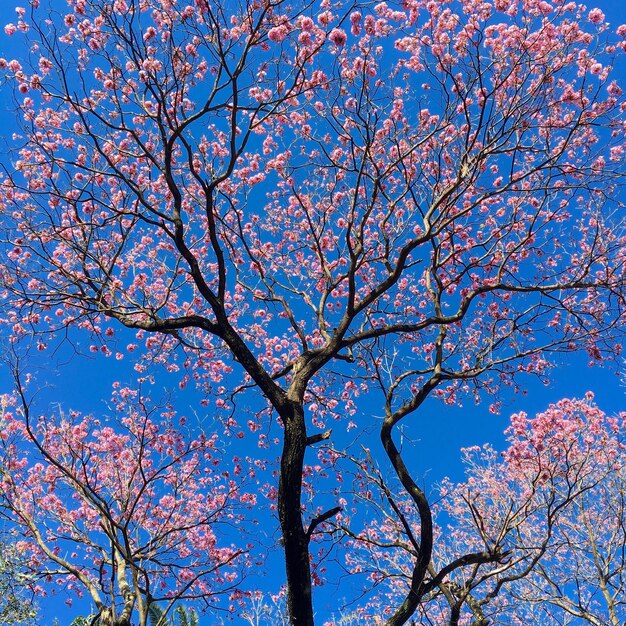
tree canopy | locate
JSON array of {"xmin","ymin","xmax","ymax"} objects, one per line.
[{"xmin": 0, "ymin": 0, "xmax": 625, "ymax": 624}]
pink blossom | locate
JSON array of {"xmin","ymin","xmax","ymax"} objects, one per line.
[
  {"xmin": 588, "ymin": 8, "xmax": 605, "ymax": 24},
  {"xmin": 318, "ymin": 11, "xmax": 333, "ymax": 26},
  {"xmin": 538, "ymin": 1, "xmax": 552, "ymax": 14},
  {"xmin": 300, "ymin": 16, "xmax": 314, "ymax": 31},
  {"xmin": 141, "ymin": 57, "xmax": 162, "ymax": 72},
  {"xmin": 181, "ymin": 5, "xmax": 194, "ymax": 20},
  {"xmin": 607, "ymin": 80, "xmax": 622, "ymax": 96},
  {"xmin": 329, "ymin": 28, "xmax": 347, "ymax": 47},
  {"xmin": 4, "ymin": 23, "xmax": 17, "ymax": 36},
  {"xmin": 591, "ymin": 155, "xmax": 606, "ymax": 170},
  {"xmin": 350, "ymin": 11, "xmax": 362, "ymax": 35},
  {"xmin": 268, "ymin": 25, "xmax": 289, "ymax": 43}
]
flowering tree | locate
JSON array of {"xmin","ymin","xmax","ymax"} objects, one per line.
[
  {"xmin": 0, "ymin": 0, "xmax": 625, "ymax": 624},
  {"xmin": 0, "ymin": 376, "xmax": 248, "ymax": 626},
  {"xmin": 340, "ymin": 395, "xmax": 626, "ymax": 625}
]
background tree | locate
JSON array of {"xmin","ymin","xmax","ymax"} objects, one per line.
[
  {"xmin": 0, "ymin": 0, "xmax": 625, "ymax": 624},
  {"xmin": 339, "ymin": 395, "xmax": 626, "ymax": 625},
  {"xmin": 0, "ymin": 397, "xmax": 37, "ymax": 626},
  {"xmin": 0, "ymin": 373, "xmax": 249, "ymax": 626},
  {"xmin": 0, "ymin": 538, "xmax": 37, "ymax": 625}
]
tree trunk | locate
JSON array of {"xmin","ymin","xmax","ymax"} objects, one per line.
[
  {"xmin": 278, "ymin": 401, "xmax": 314, "ymax": 626},
  {"xmin": 381, "ymin": 419, "xmax": 433, "ymax": 626},
  {"xmin": 99, "ymin": 608, "xmax": 132, "ymax": 626}
]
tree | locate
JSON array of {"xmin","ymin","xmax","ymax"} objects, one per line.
[
  {"xmin": 0, "ymin": 375, "xmax": 248, "ymax": 626},
  {"xmin": 0, "ymin": 538, "xmax": 38, "ymax": 625},
  {"xmin": 0, "ymin": 0, "xmax": 625, "ymax": 624},
  {"xmin": 0, "ymin": 398, "xmax": 38, "ymax": 626},
  {"xmin": 339, "ymin": 395, "xmax": 626, "ymax": 625}
]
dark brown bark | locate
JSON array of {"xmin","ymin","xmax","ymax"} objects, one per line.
[
  {"xmin": 278, "ymin": 401, "xmax": 314, "ymax": 626},
  {"xmin": 381, "ymin": 419, "xmax": 433, "ymax": 626}
]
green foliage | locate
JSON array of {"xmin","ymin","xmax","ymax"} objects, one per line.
[
  {"xmin": 70, "ymin": 607, "xmax": 199, "ymax": 626},
  {"xmin": 0, "ymin": 539, "xmax": 37, "ymax": 625},
  {"xmin": 149, "ymin": 603, "xmax": 199, "ymax": 626},
  {"xmin": 69, "ymin": 615, "xmax": 98, "ymax": 626}
]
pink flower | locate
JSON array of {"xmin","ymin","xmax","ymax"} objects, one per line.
[
  {"xmin": 538, "ymin": 1, "xmax": 552, "ymax": 14},
  {"xmin": 607, "ymin": 80, "xmax": 622, "ymax": 96},
  {"xmin": 300, "ymin": 16, "xmax": 314, "ymax": 31},
  {"xmin": 268, "ymin": 25, "xmax": 289, "ymax": 43},
  {"xmin": 318, "ymin": 11, "xmax": 333, "ymax": 26},
  {"xmin": 329, "ymin": 28, "xmax": 347, "ymax": 47},
  {"xmin": 181, "ymin": 5, "xmax": 194, "ymax": 20},
  {"xmin": 4, "ymin": 23, "xmax": 17, "ymax": 36},
  {"xmin": 591, "ymin": 155, "xmax": 606, "ymax": 170},
  {"xmin": 588, "ymin": 8, "xmax": 605, "ymax": 24}
]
